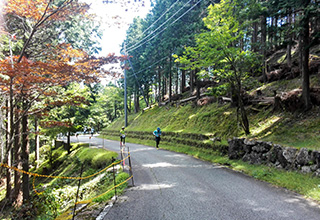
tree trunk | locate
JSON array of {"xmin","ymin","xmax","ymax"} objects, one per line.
[
  {"xmin": 190, "ymin": 70, "xmax": 194, "ymax": 96},
  {"xmin": 175, "ymin": 68, "xmax": 179, "ymax": 95},
  {"xmin": 158, "ymin": 68, "xmax": 161, "ymax": 105},
  {"xmin": 286, "ymin": 10, "xmax": 293, "ymax": 68},
  {"xmin": 195, "ymin": 70, "xmax": 200, "ymax": 100},
  {"xmin": 230, "ymin": 82, "xmax": 238, "ymax": 107},
  {"xmin": 5, "ymin": 148, "xmax": 12, "ymax": 201},
  {"xmin": 21, "ymin": 99, "xmax": 30, "ymax": 203},
  {"xmin": 162, "ymin": 75, "xmax": 166, "ymax": 100},
  {"xmin": 260, "ymin": 15, "xmax": 267, "ymax": 82},
  {"xmin": 181, "ymin": 69, "xmax": 186, "ymax": 93},
  {"xmin": 236, "ymin": 78, "xmax": 250, "ymax": 135},
  {"xmin": 158, "ymin": 67, "xmax": 162, "ymax": 104},
  {"xmin": 169, "ymin": 55, "xmax": 172, "ymax": 102},
  {"xmin": 238, "ymin": 97, "xmax": 250, "ymax": 135},
  {"xmin": 252, "ymin": 21, "xmax": 258, "ymax": 52},
  {"xmin": 6, "ymin": 80, "xmax": 14, "ymax": 200},
  {"xmin": 114, "ymin": 100, "xmax": 117, "ymax": 119},
  {"xmin": 0, "ymin": 100, "xmax": 7, "ymax": 164},
  {"xmin": 13, "ymin": 112, "xmax": 21, "ymax": 203},
  {"xmin": 134, "ymin": 88, "xmax": 140, "ymax": 113},
  {"xmin": 34, "ymin": 117, "xmax": 40, "ymax": 169},
  {"xmin": 128, "ymin": 95, "xmax": 132, "ymax": 113},
  {"xmin": 67, "ymin": 130, "xmax": 71, "ymax": 154},
  {"xmin": 301, "ymin": 0, "xmax": 312, "ymax": 110}
]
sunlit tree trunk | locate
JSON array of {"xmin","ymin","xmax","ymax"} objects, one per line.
[
  {"xmin": 34, "ymin": 117, "xmax": 40, "ymax": 169},
  {"xmin": 6, "ymin": 78, "xmax": 14, "ymax": 201},
  {"xmin": 168, "ymin": 55, "xmax": 172, "ymax": 102},
  {"xmin": 190, "ymin": 70, "xmax": 194, "ymax": 96},
  {"xmin": 181, "ymin": 69, "xmax": 186, "ymax": 93}
]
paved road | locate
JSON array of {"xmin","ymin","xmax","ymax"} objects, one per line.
[{"xmin": 69, "ymin": 135, "xmax": 320, "ymax": 220}]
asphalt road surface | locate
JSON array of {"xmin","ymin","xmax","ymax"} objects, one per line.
[{"xmin": 69, "ymin": 134, "xmax": 320, "ymax": 220}]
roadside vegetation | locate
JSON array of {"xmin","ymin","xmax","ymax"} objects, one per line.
[{"xmin": 0, "ymin": 143, "xmax": 128, "ymax": 220}]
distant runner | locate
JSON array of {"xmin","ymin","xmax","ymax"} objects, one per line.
[
  {"xmin": 120, "ymin": 126, "xmax": 126, "ymax": 146},
  {"xmin": 153, "ymin": 127, "xmax": 162, "ymax": 149}
]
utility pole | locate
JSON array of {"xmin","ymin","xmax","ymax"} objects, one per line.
[{"xmin": 124, "ymin": 43, "xmax": 128, "ymax": 127}]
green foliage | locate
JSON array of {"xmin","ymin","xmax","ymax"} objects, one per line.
[
  {"xmin": 77, "ymin": 147, "xmax": 117, "ymax": 168},
  {"xmin": 207, "ymin": 83, "xmax": 230, "ymax": 97},
  {"xmin": 6, "ymin": 142, "xmax": 124, "ymax": 219},
  {"xmin": 89, "ymin": 85, "xmax": 124, "ymax": 129},
  {"xmin": 11, "ymin": 189, "xmax": 60, "ymax": 220},
  {"xmin": 92, "ymin": 172, "xmax": 130, "ymax": 203}
]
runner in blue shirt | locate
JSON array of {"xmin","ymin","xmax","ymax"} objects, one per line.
[{"xmin": 153, "ymin": 127, "xmax": 162, "ymax": 149}]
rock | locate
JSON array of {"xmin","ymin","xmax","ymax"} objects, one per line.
[
  {"xmin": 265, "ymin": 145, "xmax": 277, "ymax": 163},
  {"xmin": 244, "ymin": 139, "xmax": 257, "ymax": 146},
  {"xmin": 274, "ymin": 144, "xmax": 287, "ymax": 168},
  {"xmin": 282, "ymin": 147, "xmax": 298, "ymax": 166},
  {"xmin": 313, "ymin": 169, "xmax": 320, "ymax": 177},
  {"xmin": 296, "ymin": 148, "xmax": 311, "ymax": 166},
  {"xmin": 310, "ymin": 164, "xmax": 318, "ymax": 172},
  {"xmin": 228, "ymin": 138, "xmax": 246, "ymax": 159},
  {"xmin": 301, "ymin": 166, "xmax": 312, "ymax": 174},
  {"xmin": 311, "ymin": 151, "xmax": 320, "ymax": 169},
  {"xmin": 252, "ymin": 141, "xmax": 272, "ymax": 153},
  {"xmin": 227, "ymin": 138, "xmax": 319, "ymax": 176}
]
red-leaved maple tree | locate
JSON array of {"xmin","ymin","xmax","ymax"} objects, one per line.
[{"xmin": 0, "ymin": 0, "xmax": 127, "ymax": 207}]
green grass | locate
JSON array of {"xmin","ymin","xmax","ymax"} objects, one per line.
[
  {"xmin": 109, "ymin": 92, "xmax": 320, "ymax": 150},
  {"xmin": 0, "ymin": 142, "xmax": 129, "ymax": 220},
  {"xmin": 77, "ymin": 147, "xmax": 117, "ymax": 168}
]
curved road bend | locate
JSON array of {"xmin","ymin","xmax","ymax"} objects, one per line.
[{"xmin": 69, "ymin": 135, "xmax": 320, "ymax": 220}]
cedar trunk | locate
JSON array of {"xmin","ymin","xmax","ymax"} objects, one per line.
[{"xmin": 301, "ymin": 0, "xmax": 311, "ymax": 110}]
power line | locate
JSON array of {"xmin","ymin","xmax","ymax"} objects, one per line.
[
  {"xmin": 140, "ymin": 0, "xmax": 205, "ymax": 51},
  {"xmin": 127, "ymin": 56, "xmax": 168, "ymax": 78},
  {"xmin": 126, "ymin": 0, "xmax": 194, "ymax": 52},
  {"xmin": 127, "ymin": 0, "xmax": 204, "ymax": 53},
  {"xmin": 140, "ymin": 0, "xmax": 180, "ymax": 37},
  {"xmin": 126, "ymin": 0, "xmax": 204, "ymax": 84}
]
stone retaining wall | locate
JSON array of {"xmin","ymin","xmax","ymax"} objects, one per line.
[
  {"xmin": 103, "ymin": 130, "xmax": 320, "ymax": 176},
  {"xmin": 228, "ymin": 138, "xmax": 320, "ymax": 176}
]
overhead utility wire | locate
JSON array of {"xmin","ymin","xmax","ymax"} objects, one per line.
[
  {"xmin": 127, "ymin": 56, "xmax": 168, "ymax": 78},
  {"xmin": 127, "ymin": 0, "xmax": 203, "ymax": 53},
  {"xmin": 140, "ymin": 0, "xmax": 180, "ymax": 37},
  {"xmin": 127, "ymin": 57, "xmax": 149, "ymax": 106},
  {"xmin": 127, "ymin": 0, "xmax": 204, "ymax": 79},
  {"xmin": 126, "ymin": 0, "xmax": 193, "ymax": 52}
]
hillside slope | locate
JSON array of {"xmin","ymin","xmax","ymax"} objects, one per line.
[{"xmin": 107, "ymin": 76, "xmax": 320, "ymax": 151}]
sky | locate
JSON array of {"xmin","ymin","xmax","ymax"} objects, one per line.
[
  {"xmin": 84, "ymin": 0, "xmax": 152, "ymax": 56},
  {"xmin": 81, "ymin": 0, "xmax": 153, "ymax": 85}
]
